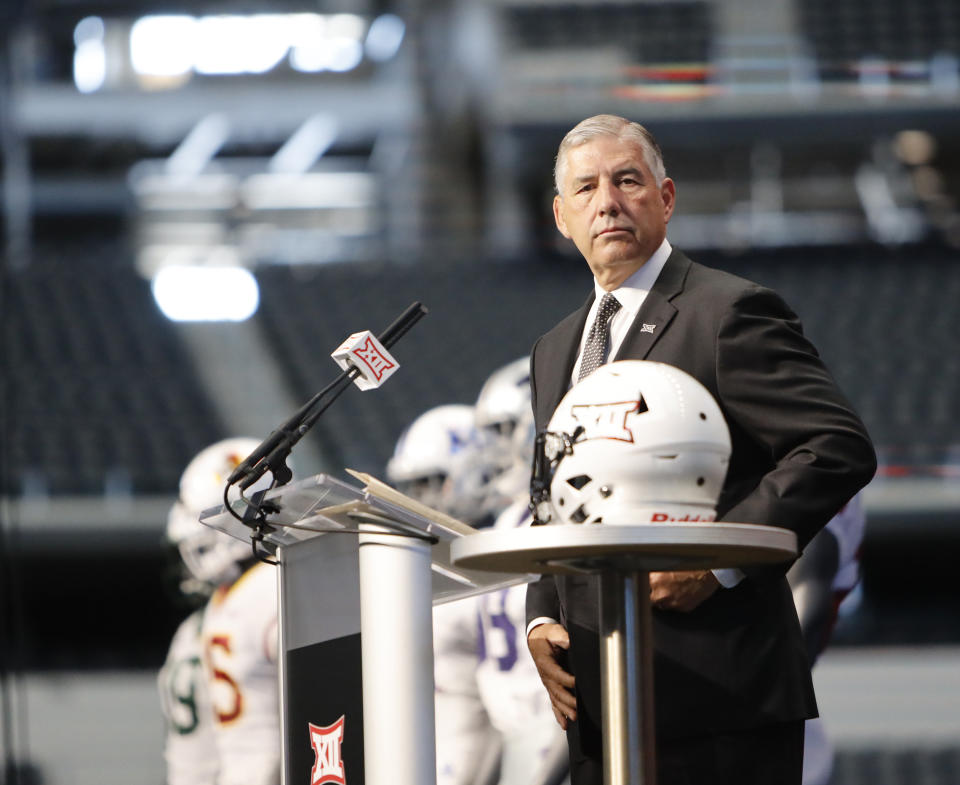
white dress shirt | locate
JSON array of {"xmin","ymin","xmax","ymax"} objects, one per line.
[{"xmin": 569, "ymin": 238, "xmax": 672, "ymax": 385}]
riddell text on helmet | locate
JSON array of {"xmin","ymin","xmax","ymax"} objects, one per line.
[{"xmin": 650, "ymin": 513, "xmax": 716, "ymax": 522}]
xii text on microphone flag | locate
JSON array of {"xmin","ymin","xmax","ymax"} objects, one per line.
[{"xmin": 331, "ymin": 331, "xmax": 400, "ymax": 390}]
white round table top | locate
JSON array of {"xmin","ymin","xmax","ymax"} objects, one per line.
[{"xmin": 450, "ymin": 522, "xmax": 797, "ymax": 575}]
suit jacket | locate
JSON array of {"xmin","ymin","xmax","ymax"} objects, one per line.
[{"xmin": 526, "ymin": 248, "xmax": 877, "ymax": 743}]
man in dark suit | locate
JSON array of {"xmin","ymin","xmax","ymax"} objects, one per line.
[{"xmin": 525, "ymin": 115, "xmax": 877, "ymax": 785}]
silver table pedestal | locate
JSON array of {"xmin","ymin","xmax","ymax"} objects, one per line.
[{"xmin": 451, "ymin": 523, "xmax": 797, "ymax": 785}]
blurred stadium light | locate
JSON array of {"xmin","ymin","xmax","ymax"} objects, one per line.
[{"xmin": 151, "ymin": 264, "xmax": 259, "ymax": 322}]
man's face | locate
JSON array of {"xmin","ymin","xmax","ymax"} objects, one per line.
[{"xmin": 553, "ymin": 135, "xmax": 675, "ymax": 291}]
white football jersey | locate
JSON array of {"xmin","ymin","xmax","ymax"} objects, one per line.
[
  {"xmin": 434, "ymin": 597, "xmax": 482, "ymax": 698},
  {"xmin": 433, "ymin": 596, "xmax": 498, "ymax": 785},
  {"xmin": 476, "ymin": 501, "xmax": 566, "ymax": 784},
  {"xmin": 158, "ymin": 609, "xmax": 218, "ymax": 785},
  {"xmin": 201, "ymin": 561, "xmax": 281, "ymax": 785},
  {"xmin": 825, "ymin": 491, "xmax": 866, "ymax": 592},
  {"xmin": 802, "ymin": 492, "xmax": 867, "ymax": 785},
  {"xmin": 802, "ymin": 716, "xmax": 834, "ymax": 785}
]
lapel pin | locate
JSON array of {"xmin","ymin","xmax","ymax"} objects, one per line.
[{"xmin": 641, "ymin": 323, "xmax": 657, "ymax": 334}]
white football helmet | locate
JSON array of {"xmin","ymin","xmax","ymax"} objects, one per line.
[
  {"xmin": 474, "ymin": 357, "xmax": 532, "ymax": 504},
  {"xmin": 386, "ymin": 404, "xmax": 489, "ymax": 523},
  {"xmin": 171, "ymin": 437, "xmax": 273, "ymax": 585},
  {"xmin": 535, "ymin": 361, "xmax": 730, "ymax": 526}
]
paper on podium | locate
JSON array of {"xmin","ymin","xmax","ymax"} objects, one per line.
[
  {"xmin": 345, "ymin": 469, "xmax": 535, "ymax": 603},
  {"xmin": 344, "ymin": 469, "xmax": 477, "ymax": 536},
  {"xmin": 200, "ymin": 471, "xmax": 533, "ymax": 605}
]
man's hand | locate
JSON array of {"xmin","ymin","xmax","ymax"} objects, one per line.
[
  {"xmin": 527, "ymin": 623, "xmax": 577, "ymax": 729},
  {"xmin": 649, "ymin": 570, "xmax": 720, "ymax": 612}
]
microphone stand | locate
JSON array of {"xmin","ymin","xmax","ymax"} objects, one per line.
[{"xmin": 222, "ymin": 301, "xmax": 428, "ymax": 539}]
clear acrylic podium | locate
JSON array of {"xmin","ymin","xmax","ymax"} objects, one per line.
[
  {"xmin": 450, "ymin": 522, "xmax": 798, "ymax": 785},
  {"xmin": 201, "ymin": 472, "xmax": 528, "ymax": 785}
]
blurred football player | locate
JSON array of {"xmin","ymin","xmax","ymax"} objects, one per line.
[
  {"xmin": 476, "ymin": 501, "xmax": 570, "ymax": 785},
  {"xmin": 474, "ymin": 363, "xmax": 570, "ymax": 785},
  {"xmin": 387, "ymin": 404, "xmax": 500, "ymax": 785},
  {"xmin": 788, "ymin": 491, "xmax": 868, "ymax": 785},
  {"xmin": 387, "ymin": 404, "xmax": 491, "ymax": 526},
  {"xmin": 473, "ymin": 357, "xmax": 533, "ymax": 514},
  {"xmin": 158, "ymin": 501, "xmax": 218, "ymax": 785},
  {"xmin": 159, "ymin": 437, "xmax": 282, "ymax": 785}
]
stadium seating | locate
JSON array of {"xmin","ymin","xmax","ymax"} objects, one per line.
[
  {"xmin": 3, "ymin": 230, "xmax": 227, "ymax": 495},
  {"xmin": 5, "ymin": 234, "xmax": 958, "ymax": 496}
]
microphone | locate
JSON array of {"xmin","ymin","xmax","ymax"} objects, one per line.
[
  {"xmin": 227, "ymin": 301, "xmax": 428, "ymax": 490},
  {"xmin": 379, "ymin": 301, "xmax": 428, "ymax": 348}
]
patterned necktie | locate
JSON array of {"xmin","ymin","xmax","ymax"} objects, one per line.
[{"xmin": 578, "ymin": 293, "xmax": 621, "ymax": 382}]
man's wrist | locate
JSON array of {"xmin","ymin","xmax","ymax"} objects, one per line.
[{"xmin": 526, "ymin": 616, "xmax": 559, "ymax": 638}]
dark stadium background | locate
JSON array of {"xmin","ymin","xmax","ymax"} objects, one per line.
[{"xmin": 2, "ymin": 0, "xmax": 959, "ymax": 782}]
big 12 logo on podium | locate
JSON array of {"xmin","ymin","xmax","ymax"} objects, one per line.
[{"xmin": 309, "ymin": 715, "xmax": 346, "ymax": 785}]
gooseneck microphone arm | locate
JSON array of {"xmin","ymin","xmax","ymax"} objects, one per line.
[{"xmin": 226, "ymin": 301, "xmax": 428, "ymax": 493}]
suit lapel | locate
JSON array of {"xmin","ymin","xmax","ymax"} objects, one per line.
[
  {"xmin": 614, "ymin": 249, "xmax": 689, "ymax": 361},
  {"xmin": 536, "ymin": 293, "xmax": 594, "ymax": 427}
]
